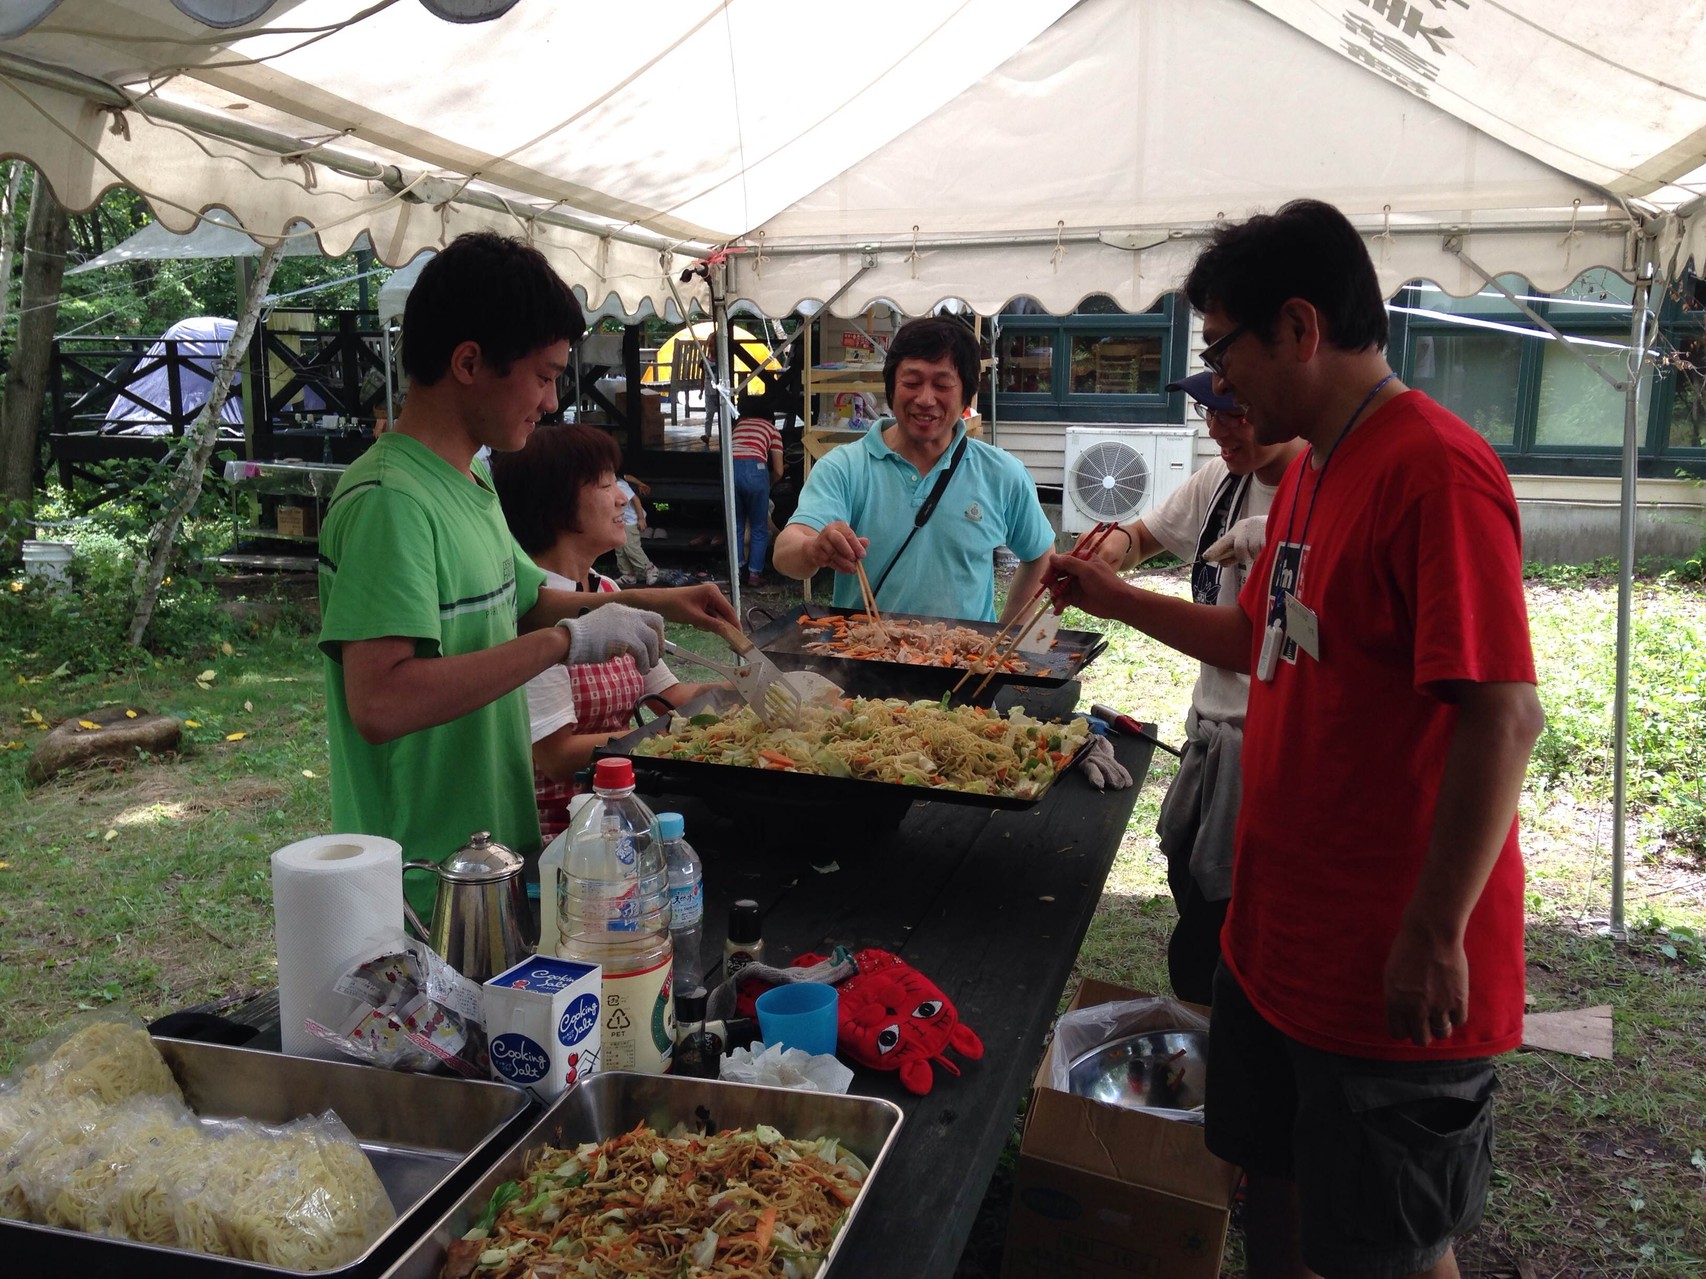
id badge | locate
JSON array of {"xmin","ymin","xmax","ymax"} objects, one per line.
[
  {"xmin": 1257, "ymin": 620, "xmax": 1285, "ymax": 681},
  {"xmin": 1283, "ymin": 593, "xmax": 1320, "ymax": 661}
]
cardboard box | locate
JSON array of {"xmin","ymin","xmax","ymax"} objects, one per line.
[
  {"xmin": 1001, "ymin": 980, "xmax": 1241, "ymax": 1279},
  {"xmin": 627, "ymin": 388, "xmax": 665, "ymax": 446},
  {"xmin": 275, "ymin": 504, "xmax": 318, "ymax": 538},
  {"xmin": 617, "ymin": 389, "xmax": 666, "ymax": 447},
  {"xmin": 483, "ymin": 956, "xmax": 603, "ymax": 1101},
  {"xmin": 588, "ymin": 377, "xmax": 667, "ymax": 444}
]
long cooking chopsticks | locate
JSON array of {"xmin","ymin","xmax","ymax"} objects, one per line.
[
  {"xmin": 953, "ymin": 521, "xmax": 1121, "ymax": 701},
  {"xmin": 853, "ymin": 558, "xmax": 888, "ymax": 643}
]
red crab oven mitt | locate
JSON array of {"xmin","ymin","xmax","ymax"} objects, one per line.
[{"xmin": 794, "ymin": 948, "xmax": 983, "ymax": 1095}]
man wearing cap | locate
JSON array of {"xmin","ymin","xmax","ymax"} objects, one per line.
[{"xmin": 1070, "ymin": 373, "xmax": 1303, "ymax": 1004}]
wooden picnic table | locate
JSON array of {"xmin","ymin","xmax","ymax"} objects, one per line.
[
  {"xmin": 644, "ymin": 733, "xmax": 1155, "ymax": 1276},
  {"xmin": 223, "ymin": 732, "xmax": 1155, "ymax": 1277}
]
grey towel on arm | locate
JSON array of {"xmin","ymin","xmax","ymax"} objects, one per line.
[{"xmin": 1154, "ymin": 709, "xmax": 1243, "ymax": 903}]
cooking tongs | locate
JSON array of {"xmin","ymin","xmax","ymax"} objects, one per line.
[{"xmin": 664, "ymin": 621, "xmax": 842, "ymax": 727}]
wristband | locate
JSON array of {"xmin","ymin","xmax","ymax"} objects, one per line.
[{"xmin": 1107, "ymin": 524, "xmax": 1134, "ymax": 566}]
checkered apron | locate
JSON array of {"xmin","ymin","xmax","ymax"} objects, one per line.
[{"xmin": 535, "ymin": 654, "xmax": 646, "ymax": 844}]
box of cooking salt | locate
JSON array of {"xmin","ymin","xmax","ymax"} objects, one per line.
[{"xmin": 482, "ymin": 956, "xmax": 602, "ymax": 1100}]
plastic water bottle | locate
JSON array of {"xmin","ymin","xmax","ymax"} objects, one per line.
[
  {"xmin": 658, "ymin": 812, "xmax": 704, "ymax": 991},
  {"xmin": 556, "ymin": 758, "xmax": 675, "ymax": 1073}
]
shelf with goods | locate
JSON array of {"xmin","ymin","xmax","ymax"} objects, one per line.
[
  {"xmin": 215, "ymin": 458, "xmax": 347, "ymax": 572},
  {"xmin": 799, "ymin": 314, "xmax": 991, "ymax": 477},
  {"xmin": 800, "ymin": 320, "xmax": 889, "ymax": 478}
]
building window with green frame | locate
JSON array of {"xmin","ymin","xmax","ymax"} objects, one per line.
[
  {"xmin": 1391, "ymin": 268, "xmax": 1700, "ymax": 478},
  {"xmin": 985, "ymin": 293, "xmax": 1187, "ymax": 424}
]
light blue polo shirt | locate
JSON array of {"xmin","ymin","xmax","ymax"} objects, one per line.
[{"xmin": 789, "ymin": 420, "xmax": 1055, "ymax": 622}]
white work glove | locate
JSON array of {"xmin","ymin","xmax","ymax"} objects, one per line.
[
  {"xmin": 1203, "ymin": 515, "xmax": 1268, "ymax": 568},
  {"xmin": 1078, "ymin": 735, "xmax": 1133, "ymax": 791},
  {"xmin": 556, "ymin": 604, "xmax": 664, "ymax": 673}
]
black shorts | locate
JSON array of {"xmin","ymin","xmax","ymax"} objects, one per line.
[{"xmin": 1205, "ymin": 963, "xmax": 1498, "ymax": 1279}]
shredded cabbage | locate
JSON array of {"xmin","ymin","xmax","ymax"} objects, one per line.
[{"xmin": 635, "ymin": 697, "xmax": 1089, "ymax": 800}]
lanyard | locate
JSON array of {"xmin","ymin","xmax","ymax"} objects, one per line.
[
  {"xmin": 1270, "ymin": 373, "xmax": 1395, "ymax": 609},
  {"xmin": 1190, "ymin": 470, "xmax": 1252, "ymax": 606}
]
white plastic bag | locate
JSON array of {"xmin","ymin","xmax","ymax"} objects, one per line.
[{"xmin": 1047, "ymin": 996, "xmax": 1210, "ymax": 1123}]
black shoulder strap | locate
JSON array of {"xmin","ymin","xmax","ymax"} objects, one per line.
[{"xmin": 868, "ymin": 431, "xmax": 972, "ymax": 603}]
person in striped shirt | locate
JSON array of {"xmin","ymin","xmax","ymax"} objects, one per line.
[{"xmin": 730, "ymin": 391, "xmax": 785, "ymax": 587}]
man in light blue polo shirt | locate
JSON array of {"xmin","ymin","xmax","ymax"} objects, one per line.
[{"xmin": 774, "ymin": 317, "xmax": 1055, "ymax": 623}]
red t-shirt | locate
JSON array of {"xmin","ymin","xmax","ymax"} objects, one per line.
[
  {"xmin": 1228, "ymin": 390, "xmax": 1536, "ymax": 1061},
  {"xmin": 731, "ymin": 417, "xmax": 783, "ymax": 462}
]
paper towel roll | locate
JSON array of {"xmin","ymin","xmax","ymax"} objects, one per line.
[{"xmin": 272, "ymin": 834, "xmax": 405, "ymax": 1059}]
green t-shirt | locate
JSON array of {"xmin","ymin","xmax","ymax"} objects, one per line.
[{"xmin": 318, "ymin": 434, "xmax": 547, "ymax": 919}]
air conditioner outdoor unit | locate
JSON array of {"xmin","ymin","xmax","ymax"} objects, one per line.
[{"xmin": 1060, "ymin": 427, "xmax": 1197, "ymax": 533}]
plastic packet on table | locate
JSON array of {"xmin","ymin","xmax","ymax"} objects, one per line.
[
  {"xmin": 1046, "ymin": 996, "xmax": 1210, "ymax": 1097},
  {"xmin": 720, "ymin": 1042, "xmax": 853, "ymax": 1093},
  {"xmin": 305, "ymin": 937, "xmax": 488, "ymax": 1076}
]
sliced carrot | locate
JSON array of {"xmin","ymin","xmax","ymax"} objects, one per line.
[
  {"xmin": 757, "ymin": 749, "xmax": 797, "ymax": 768},
  {"xmin": 754, "ymin": 1205, "xmax": 778, "ymax": 1252}
]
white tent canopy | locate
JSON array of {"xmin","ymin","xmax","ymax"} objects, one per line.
[
  {"xmin": 376, "ymin": 251, "xmax": 684, "ymax": 327},
  {"xmin": 3, "ymin": 0, "xmax": 1701, "ymax": 319},
  {"xmin": 66, "ymin": 209, "xmax": 372, "ymax": 274}
]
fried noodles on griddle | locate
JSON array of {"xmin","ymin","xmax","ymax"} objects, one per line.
[
  {"xmin": 634, "ymin": 697, "xmax": 1090, "ymax": 800},
  {"xmin": 440, "ymin": 1122, "xmax": 867, "ymax": 1279},
  {"xmin": 799, "ymin": 613, "xmax": 1033, "ymax": 673}
]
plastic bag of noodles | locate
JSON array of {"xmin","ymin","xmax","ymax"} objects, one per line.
[
  {"xmin": 0, "ymin": 1093, "xmax": 106, "ymax": 1221},
  {"xmin": 0, "ymin": 1011, "xmax": 187, "ymax": 1224},
  {"xmin": 158, "ymin": 1109, "xmax": 395, "ymax": 1269},
  {"xmin": 2, "ymin": 1010, "xmax": 183, "ymax": 1110},
  {"xmin": 24, "ymin": 1095, "xmax": 197, "ymax": 1235}
]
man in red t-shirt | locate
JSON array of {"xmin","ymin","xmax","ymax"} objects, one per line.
[{"xmin": 1049, "ymin": 199, "xmax": 1543, "ymax": 1279}]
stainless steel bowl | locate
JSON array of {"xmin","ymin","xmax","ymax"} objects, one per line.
[{"xmin": 1065, "ymin": 1029, "xmax": 1208, "ymax": 1114}]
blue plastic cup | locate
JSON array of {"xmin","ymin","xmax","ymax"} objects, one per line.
[{"xmin": 755, "ymin": 982, "xmax": 839, "ymax": 1056}]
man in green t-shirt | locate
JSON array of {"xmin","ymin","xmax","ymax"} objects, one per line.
[{"xmin": 318, "ymin": 233, "xmax": 737, "ymax": 917}]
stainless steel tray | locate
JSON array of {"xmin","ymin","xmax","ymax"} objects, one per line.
[
  {"xmin": 381, "ymin": 1072, "xmax": 905, "ymax": 1278},
  {"xmin": 0, "ymin": 1037, "xmax": 536, "ymax": 1278}
]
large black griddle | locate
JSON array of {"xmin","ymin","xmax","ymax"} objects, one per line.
[
  {"xmin": 748, "ymin": 603, "xmax": 1107, "ymax": 707},
  {"xmin": 598, "ymin": 689, "xmax": 1091, "ymax": 835}
]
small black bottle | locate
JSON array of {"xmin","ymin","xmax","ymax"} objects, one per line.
[
  {"xmin": 724, "ymin": 899, "xmax": 765, "ymax": 982},
  {"xmin": 671, "ymin": 986, "xmax": 723, "ymax": 1079}
]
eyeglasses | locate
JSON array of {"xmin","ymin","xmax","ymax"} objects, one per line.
[
  {"xmin": 1203, "ymin": 406, "xmax": 1247, "ymax": 426},
  {"xmin": 1200, "ymin": 323, "xmax": 1250, "ymax": 377}
]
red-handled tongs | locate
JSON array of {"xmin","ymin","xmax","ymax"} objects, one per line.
[{"xmin": 951, "ymin": 521, "xmax": 1122, "ymax": 702}]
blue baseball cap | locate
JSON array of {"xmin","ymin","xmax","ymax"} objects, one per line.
[{"xmin": 1165, "ymin": 370, "xmax": 1240, "ymax": 413}]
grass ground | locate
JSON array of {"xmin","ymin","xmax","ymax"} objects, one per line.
[{"xmin": 3, "ymin": 568, "xmax": 1704, "ymax": 1276}]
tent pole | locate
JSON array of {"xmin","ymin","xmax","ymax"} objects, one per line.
[
  {"xmin": 711, "ymin": 266, "xmax": 741, "ymax": 609},
  {"xmin": 383, "ymin": 325, "xmax": 395, "ymax": 428},
  {"xmin": 1610, "ymin": 236, "xmax": 1659, "ymax": 937}
]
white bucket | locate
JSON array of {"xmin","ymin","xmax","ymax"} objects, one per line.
[{"xmin": 21, "ymin": 540, "xmax": 73, "ymax": 589}]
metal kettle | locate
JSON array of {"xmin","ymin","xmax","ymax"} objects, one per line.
[{"xmin": 403, "ymin": 832, "xmax": 535, "ymax": 983}]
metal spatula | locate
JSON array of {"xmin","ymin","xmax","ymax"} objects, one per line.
[
  {"xmin": 664, "ymin": 625, "xmax": 841, "ymax": 727},
  {"xmin": 711, "ymin": 621, "xmax": 847, "ymax": 724}
]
